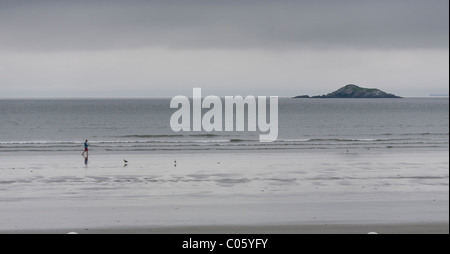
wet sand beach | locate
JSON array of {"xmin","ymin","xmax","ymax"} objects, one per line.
[{"xmin": 0, "ymin": 151, "xmax": 448, "ymax": 234}]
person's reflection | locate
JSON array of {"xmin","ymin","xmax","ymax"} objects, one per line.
[{"xmin": 83, "ymin": 155, "xmax": 88, "ymax": 167}]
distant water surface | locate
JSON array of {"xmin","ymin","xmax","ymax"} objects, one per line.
[{"xmin": 0, "ymin": 98, "xmax": 448, "ymax": 154}]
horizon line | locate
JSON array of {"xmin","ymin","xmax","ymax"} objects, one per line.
[{"xmin": 0, "ymin": 95, "xmax": 448, "ymax": 100}]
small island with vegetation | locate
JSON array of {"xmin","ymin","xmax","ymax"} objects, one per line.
[{"xmin": 294, "ymin": 84, "xmax": 401, "ymax": 98}]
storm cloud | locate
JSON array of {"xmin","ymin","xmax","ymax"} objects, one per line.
[
  {"xmin": 0, "ymin": 0, "xmax": 448, "ymax": 97},
  {"xmin": 0, "ymin": 0, "xmax": 447, "ymax": 51}
]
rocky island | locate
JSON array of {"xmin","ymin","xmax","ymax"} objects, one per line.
[{"xmin": 294, "ymin": 84, "xmax": 401, "ymax": 98}]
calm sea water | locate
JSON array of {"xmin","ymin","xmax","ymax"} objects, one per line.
[{"xmin": 0, "ymin": 98, "xmax": 448, "ymax": 154}]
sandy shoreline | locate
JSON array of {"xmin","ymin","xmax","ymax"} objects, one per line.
[
  {"xmin": 0, "ymin": 151, "xmax": 448, "ymax": 234},
  {"xmin": 2, "ymin": 223, "xmax": 448, "ymax": 234}
]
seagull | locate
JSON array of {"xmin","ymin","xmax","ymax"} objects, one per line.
[{"xmin": 124, "ymin": 159, "xmax": 128, "ymax": 164}]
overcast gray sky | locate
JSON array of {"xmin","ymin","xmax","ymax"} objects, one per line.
[{"xmin": 0, "ymin": 0, "xmax": 448, "ymax": 98}]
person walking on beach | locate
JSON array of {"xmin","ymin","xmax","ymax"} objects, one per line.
[{"xmin": 82, "ymin": 139, "xmax": 89, "ymax": 157}]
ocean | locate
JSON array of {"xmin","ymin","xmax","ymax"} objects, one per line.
[
  {"xmin": 0, "ymin": 97, "xmax": 448, "ymax": 231},
  {"xmin": 0, "ymin": 98, "xmax": 448, "ymax": 154}
]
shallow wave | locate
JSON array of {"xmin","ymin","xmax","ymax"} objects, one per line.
[
  {"xmin": 120, "ymin": 134, "xmax": 184, "ymax": 138},
  {"xmin": 0, "ymin": 141, "xmax": 83, "ymax": 145},
  {"xmin": 189, "ymin": 133, "xmax": 222, "ymax": 137},
  {"xmin": 118, "ymin": 133, "xmax": 223, "ymax": 138},
  {"xmin": 383, "ymin": 132, "xmax": 449, "ymax": 136},
  {"xmin": 230, "ymin": 139, "xmax": 253, "ymax": 142},
  {"xmin": 277, "ymin": 139, "xmax": 311, "ymax": 142},
  {"xmin": 0, "ymin": 133, "xmax": 448, "ymax": 153}
]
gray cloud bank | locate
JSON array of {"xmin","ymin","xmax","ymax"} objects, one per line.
[
  {"xmin": 0, "ymin": 0, "xmax": 448, "ymax": 98},
  {"xmin": 0, "ymin": 0, "xmax": 448, "ymax": 52}
]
